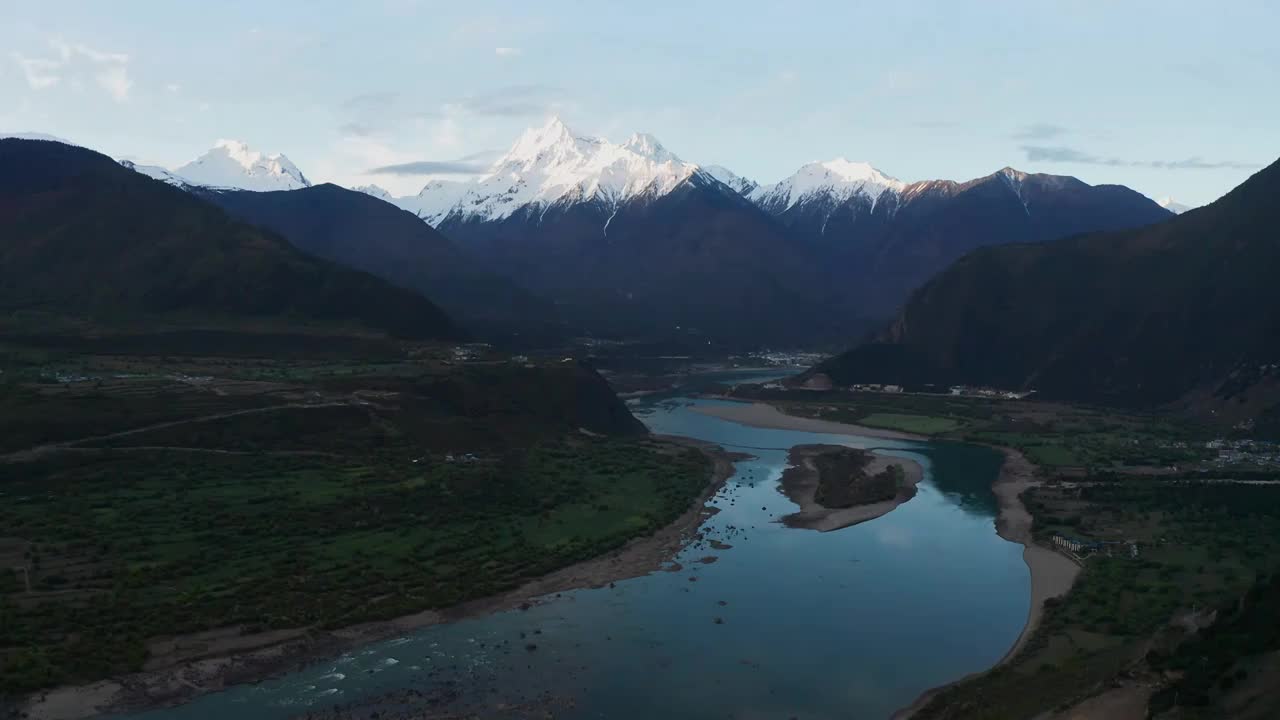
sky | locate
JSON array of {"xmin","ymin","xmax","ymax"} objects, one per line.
[{"xmin": 3, "ymin": 0, "xmax": 1277, "ymax": 205}]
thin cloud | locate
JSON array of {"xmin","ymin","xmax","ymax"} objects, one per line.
[
  {"xmin": 1021, "ymin": 145, "xmax": 1263, "ymax": 171},
  {"xmin": 338, "ymin": 121, "xmax": 375, "ymax": 137},
  {"xmin": 368, "ymin": 158, "xmax": 493, "ymax": 175},
  {"xmin": 456, "ymin": 149, "xmax": 502, "ymax": 164},
  {"xmin": 449, "ymin": 83, "xmax": 562, "ymax": 117},
  {"xmin": 1010, "ymin": 123, "xmax": 1068, "ymax": 140},
  {"xmin": 11, "ymin": 53, "xmax": 61, "ymax": 89},
  {"xmin": 341, "ymin": 91, "xmax": 399, "ymax": 110},
  {"xmin": 10, "ymin": 39, "xmax": 132, "ymax": 101},
  {"xmin": 495, "ymin": 47, "xmax": 522, "ymax": 57},
  {"xmin": 97, "ymin": 65, "xmax": 131, "ymax": 102},
  {"xmin": 908, "ymin": 119, "xmax": 961, "ymax": 130}
]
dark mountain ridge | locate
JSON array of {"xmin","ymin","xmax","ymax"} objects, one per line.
[
  {"xmin": 813, "ymin": 155, "xmax": 1280, "ymax": 412},
  {"xmin": 439, "ymin": 173, "xmax": 844, "ymax": 345},
  {"xmin": 0, "ymin": 138, "xmax": 463, "ymax": 341},
  {"xmin": 760, "ymin": 167, "xmax": 1173, "ymax": 321},
  {"xmin": 439, "ymin": 162, "xmax": 1170, "ymax": 346},
  {"xmin": 201, "ymin": 184, "xmax": 563, "ymax": 343}
]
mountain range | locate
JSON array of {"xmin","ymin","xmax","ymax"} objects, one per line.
[
  {"xmin": 812, "ymin": 155, "xmax": 1280, "ymax": 418},
  {"xmin": 379, "ymin": 118, "xmax": 1171, "ymax": 339},
  {"xmin": 0, "ymin": 137, "xmax": 461, "ymax": 343},
  {"xmin": 102, "ymin": 119, "xmax": 1173, "ymax": 346}
]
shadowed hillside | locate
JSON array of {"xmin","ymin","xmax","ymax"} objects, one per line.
[
  {"xmin": 0, "ymin": 139, "xmax": 463, "ymax": 341},
  {"xmin": 814, "ymin": 156, "xmax": 1280, "ymax": 412}
]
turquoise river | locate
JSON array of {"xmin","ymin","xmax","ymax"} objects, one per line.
[{"xmin": 113, "ymin": 372, "xmax": 1029, "ymax": 719}]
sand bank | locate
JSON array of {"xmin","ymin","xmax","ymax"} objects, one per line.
[
  {"xmin": 691, "ymin": 401, "xmax": 925, "ymax": 440},
  {"xmin": 892, "ymin": 445, "xmax": 1081, "ymax": 719},
  {"xmin": 778, "ymin": 444, "xmax": 925, "ymax": 532},
  {"xmin": 687, "ymin": 400, "xmax": 1079, "ymax": 719}
]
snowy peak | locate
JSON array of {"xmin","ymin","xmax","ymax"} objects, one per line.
[
  {"xmin": 751, "ymin": 158, "xmax": 905, "ymax": 211},
  {"xmin": 118, "ymin": 159, "xmax": 191, "ymax": 188},
  {"xmin": 497, "ymin": 115, "xmax": 587, "ymax": 169},
  {"xmin": 2, "ymin": 131, "xmax": 78, "ymax": 145},
  {"xmin": 701, "ymin": 164, "xmax": 759, "ymax": 195},
  {"xmin": 998, "ymin": 166, "xmax": 1029, "ymax": 187},
  {"xmin": 353, "ymin": 184, "xmax": 393, "ymax": 201},
  {"xmin": 173, "ymin": 139, "xmax": 311, "ymax": 191},
  {"xmin": 399, "ymin": 118, "xmax": 703, "ymax": 224},
  {"xmin": 622, "ymin": 132, "xmax": 678, "ymax": 163},
  {"xmin": 1157, "ymin": 196, "xmax": 1192, "ymax": 214}
]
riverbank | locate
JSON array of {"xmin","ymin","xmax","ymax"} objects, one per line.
[
  {"xmin": 20, "ymin": 438, "xmax": 745, "ymax": 720},
  {"xmin": 691, "ymin": 401, "xmax": 925, "ymax": 440},
  {"xmin": 689, "ymin": 400, "xmax": 1080, "ymax": 719},
  {"xmin": 891, "ymin": 445, "xmax": 1082, "ymax": 720},
  {"xmin": 779, "ymin": 444, "xmax": 925, "ymax": 532},
  {"xmin": 989, "ymin": 446, "xmax": 1082, "ymax": 663}
]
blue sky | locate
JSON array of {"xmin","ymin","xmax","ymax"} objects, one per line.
[{"xmin": 3, "ymin": 0, "xmax": 1276, "ymax": 204}]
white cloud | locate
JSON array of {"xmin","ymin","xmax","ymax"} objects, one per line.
[
  {"xmin": 97, "ymin": 65, "xmax": 132, "ymax": 102},
  {"xmin": 432, "ymin": 114, "xmax": 462, "ymax": 151},
  {"xmin": 10, "ymin": 38, "xmax": 132, "ymax": 102},
  {"xmin": 12, "ymin": 53, "xmax": 61, "ymax": 89},
  {"xmin": 166, "ymin": 83, "xmax": 182, "ymax": 93},
  {"xmin": 494, "ymin": 47, "xmax": 521, "ymax": 57}
]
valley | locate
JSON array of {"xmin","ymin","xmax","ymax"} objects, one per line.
[
  {"xmin": 3, "ymin": 9, "xmax": 1277, "ymax": 714},
  {"xmin": 713, "ymin": 385, "xmax": 1280, "ymax": 719},
  {"xmin": 0, "ymin": 339, "xmax": 722, "ymax": 712}
]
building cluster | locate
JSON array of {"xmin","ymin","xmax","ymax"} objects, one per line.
[
  {"xmin": 1205, "ymin": 438, "xmax": 1280, "ymax": 468},
  {"xmin": 1053, "ymin": 534, "xmax": 1140, "ymax": 560},
  {"xmin": 849, "ymin": 383, "xmax": 903, "ymax": 393},
  {"xmin": 949, "ymin": 385, "xmax": 1034, "ymax": 400},
  {"xmin": 450, "ymin": 344, "xmax": 491, "ymax": 362},
  {"xmin": 743, "ymin": 350, "xmax": 828, "ymax": 367}
]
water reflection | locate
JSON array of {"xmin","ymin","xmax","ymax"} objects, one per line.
[{"xmin": 113, "ymin": 385, "xmax": 1025, "ymax": 720}]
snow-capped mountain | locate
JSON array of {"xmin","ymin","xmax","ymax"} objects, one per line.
[
  {"xmin": 118, "ymin": 160, "xmax": 192, "ymax": 188},
  {"xmin": 749, "ymin": 158, "xmax": 905, "ymax": 214},
  {"xmin": 702, "ymin": 164, "xmax": 758, "ymax": 195},
  {"xmin": 174, "ymin": 140, "xmax": 310, "ymax": 191},
  {"xmin": 116, "ymin": 140, "xmax": 310, "ymax": 192},
  {"xmin": 1157, "ymin": 196, "xmax": 1192, "ymax": 214},
  {"xmin": 398, "ymin": 117, "xmax": 718, "ymax": 224},
  {"xmin": 2, "ymin": 131, "xmax": 78, "ymax": 145},
  {"xmin": 352, "ymin": 184, "xmax": 393, "ymax": 201}
]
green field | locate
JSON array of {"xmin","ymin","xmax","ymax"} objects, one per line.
[
  {"xmin": 913, "ymin": 477, "xmax": 1280, "ymax": 719},
  {"xmin": 0, "ymin": 349, "xmax": 708, "ymax": 696},
  {"xmin": 732, "ymin": 386, "xmax": 1213, "ymax": 470},
  {"xmin": 856, "ymin": 412, "xmax": 963, "ymax": 435}
]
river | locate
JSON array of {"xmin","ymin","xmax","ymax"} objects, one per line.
[{"xmin": 112, "ymin": 372, "xmax": 1028, "ymax": 719}]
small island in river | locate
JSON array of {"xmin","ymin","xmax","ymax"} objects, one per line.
[{"xmin": 779, "ymin": 444, "xmax": 924, "ymax": 532}]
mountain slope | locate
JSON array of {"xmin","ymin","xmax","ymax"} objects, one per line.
[
  {"xmin": 399, "ymin": 118, "xmax": 838, "ymax": 344},
  {"xmin": 813, "ymin": 156, "xmax": 1280, "ymax": 409},
  {"xmin": 0, "ymin": 138, "xmax": 462, "ymax": 340},
  {"xmin": 751, "ymin": 164, "xmax": 1173, "ymax": 320},
  {"xmin": 398, "ymin": 117, "xmax": 712, "ymax": 224},
  {"xmin": 201, "ymin": 184, "xmax": 562, "ymax": 340},
  {"xmin": 174, "ymin": 140, "xmax": 310, "ymax": 190},
  {"xmin": 361, "ymin": 118, "xmax": 1174, "ymax": 345}
]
